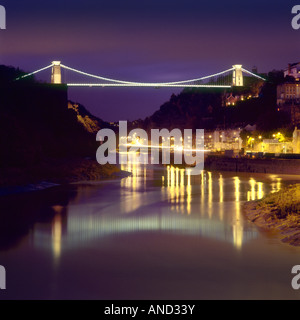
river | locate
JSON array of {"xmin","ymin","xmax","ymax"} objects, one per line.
[{"xmin": 1, "ymin": 161, "xmax": 300, "ymax": 299}]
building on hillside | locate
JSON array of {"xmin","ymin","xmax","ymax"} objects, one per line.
[
  {"xmin": 284, "ymin": 62, "xmax": 300, "ymax": 81},
  {"xmin": 277, "ymin": 83, "xmax": 300, "ymax": 125},
  {"xmin": 277, "ymin": 83, "xmax": 300, "ymax": 104},
  {"xmin": 222, "ymin": 93, "xmax": 256, "ymax": 107}
]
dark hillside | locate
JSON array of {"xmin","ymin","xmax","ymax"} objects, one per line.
[{"xmin": 0, "ymin": 65, "xmax": 117, "ymax": 187}]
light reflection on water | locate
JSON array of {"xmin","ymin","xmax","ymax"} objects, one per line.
[
  {"xmin": 31, "ymin": 154, "xmax": 288, "ymax": 263},
  {"xmin": 3, "ymin": 152, "xmax": 300, "ymax": 299},
  {"xmin": 52, "ymin": 211, "xmax": 62, "ymax": 262}
]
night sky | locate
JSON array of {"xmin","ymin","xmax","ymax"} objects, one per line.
[{"xmin": 0, "ymin": 0, "xmax": 299, "ymax": 121}]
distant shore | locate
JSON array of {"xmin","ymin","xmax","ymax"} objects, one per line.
[
  {"xmin": 0, "ymin": 158, "xmax": 122, "ymax": 196},
  {"xmin": 205, "ymin": 155, "xmax": 300, "ymax": 175},
  {"xmin": 243, "ymin": 184, "xmax": 300, "ymax": 246}
]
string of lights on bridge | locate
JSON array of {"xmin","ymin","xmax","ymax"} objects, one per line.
[{"xmin": 15, "ymin": 62, "xmax": 265, "ymax": 88}]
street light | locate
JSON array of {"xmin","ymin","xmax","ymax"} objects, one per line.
[{"xmin": 251, "ymin": 138, "xmax": 255, "ymax": 150}]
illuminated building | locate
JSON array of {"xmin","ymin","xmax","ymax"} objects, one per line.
[
  {"xmin": 284, "ymin": 62, "xmax": 300, "ymax": 81},
  {"xmin": 277, "ymin": 83, "xmax": 300, "ymax": 125}
]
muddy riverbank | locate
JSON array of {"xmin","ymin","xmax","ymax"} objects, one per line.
[{"xmin": 244, "ymin": 184, "xmax": 300, "ymax": 246}]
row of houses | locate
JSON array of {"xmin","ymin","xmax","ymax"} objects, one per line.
[
  {"xmin": 204, "ymin": 127, "xmax": 300, "ymax": 154},
  {"xmin": 277, "ymin": 62, "xmax": 300, "ymax": 125},
  {"xmin": 251, "ymin": 127, "xmax": 300, "ymax": 154},
  {"xmin": 204, "ymin": 129, "xmax": 242, "ymax": 151}
]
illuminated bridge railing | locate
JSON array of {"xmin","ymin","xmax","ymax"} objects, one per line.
[{"xmin": 15, "ymin": 61, "xmax": 266, "ymax": 88}]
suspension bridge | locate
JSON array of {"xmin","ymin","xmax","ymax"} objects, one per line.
[{"xmin": 15, "ymin": 61, "xmax": 265, "ymax": 88}]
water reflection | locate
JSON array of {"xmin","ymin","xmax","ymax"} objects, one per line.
[
  {"xmin": 219, "ymin": 174, "xmax": 224, "ymax": 221},
  {"xmin": 165, "ymin": 166, "xmax": 191, "ymax": 214},
  {"xmin": 270, "ymin": 176, "xmax": 282, "ymax": 194},
  {"xmin": 246, "ymin": 178, "xmax": 265, "ymax": 201},
  {"xmin": 219, "ymin": 174, "xmax": 224, "ymax": 203},
  {"xmin": 27, "ymin": 160, "xmax": 289, "ymax": 261},
  {"xmin": 162, "ymin": 169, "xmax": 247, "ymax": 249},
  {"xmin": 120, "ymin": 155, "xmax": 148, "ymax": 213},
  {"xmin": 257, "ymin": 182, "xmax": 264, "ymax": 200},
  {"xmin": 52, "ymin": 213, "xmax": 62, "ymax": 261},
  {"xmin": 207, "ymin": 171, "xmax": 213, "ymax": 218},
  {"xmin": 2, "ymin": 154, "xmax": 300, "ymax": 300}
]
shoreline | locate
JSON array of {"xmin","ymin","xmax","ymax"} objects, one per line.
[
  {"xmin": 0, "ymin": 158, "xmax": 129, "ymax": 196},
  {"xmin": 204, "ymin": 156, "xmax": 300, "ymax": 175},
  {"xmin": 243, "ymin": 184, "xmax": 300, "ymax": 246}
]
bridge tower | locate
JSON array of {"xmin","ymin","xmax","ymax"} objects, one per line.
[
  {"xmin": 51, "ymin": 61, "xmax": 62, "ymax": 84},
  {"xmin": 232, "ymin": 65, "xmax": 243, "ymax": 87}
]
